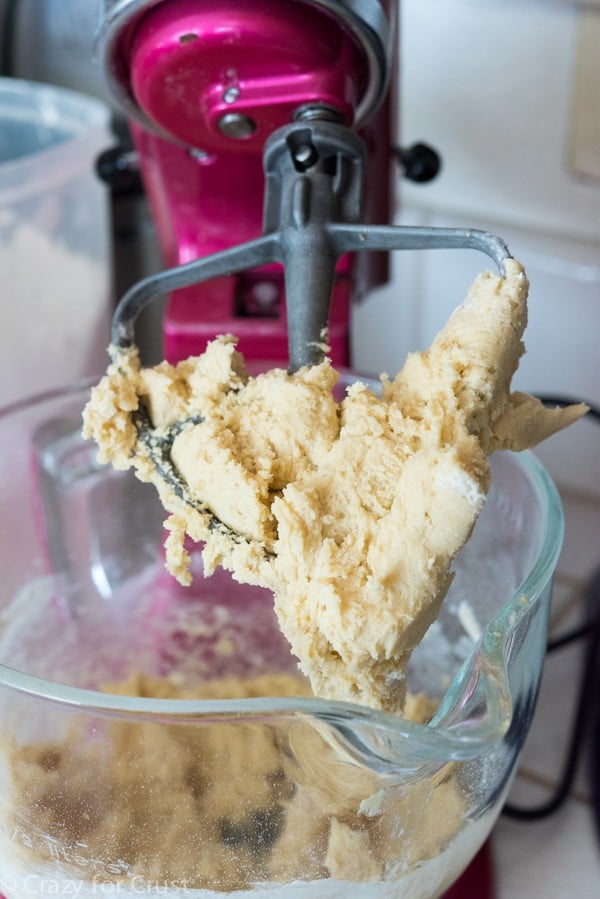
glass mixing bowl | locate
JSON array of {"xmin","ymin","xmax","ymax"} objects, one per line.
[{"xmin": 0, "ymin": 379, "xmax": 564, "ymax": 899}]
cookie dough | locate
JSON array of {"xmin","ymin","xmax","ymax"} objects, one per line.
[
  {"xmin": 5, "ymin": 674, "xmax": 454, "ymax": 891},
  {"xmin": 82, "ymin": 260, "xmax": 586, "ymax": 712}
]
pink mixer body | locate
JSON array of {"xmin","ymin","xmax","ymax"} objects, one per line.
[
  {"xmin": 109, "ymin": 0, "xmax": 394, "ymax": 365},
  {"xmin": 127, "ymin": 0, "xmax": 367, "ymax": 152}
]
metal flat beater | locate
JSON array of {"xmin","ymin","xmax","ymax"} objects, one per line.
[{"xmin": 110, "ymin": 115, "xmax": 511, "ymax": 373}]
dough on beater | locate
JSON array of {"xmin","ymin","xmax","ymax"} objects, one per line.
[{"xmin": 82, "ymin": 259, "xmax": 587, "ymax": 712}]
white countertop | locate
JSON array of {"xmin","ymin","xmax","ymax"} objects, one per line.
[{"xmin": 492, "ymin": 483, "xmax": 600, "ymax": 898}]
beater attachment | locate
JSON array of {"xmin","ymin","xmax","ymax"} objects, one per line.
[{"xmin": 110, "ymin": 117, "xmax": 511, "ymax": 372}]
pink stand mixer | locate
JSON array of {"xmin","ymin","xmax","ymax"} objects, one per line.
[{"xmin": 90, "ymin": 2, "xmax": 513, "ymax": 895}]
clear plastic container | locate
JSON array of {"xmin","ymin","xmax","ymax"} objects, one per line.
[
  {"xmin": 0, "ymin": 77, "xmax": 113, "ymax": 406},
  {"xmin": 0, "ymin": 378, "xmax": 564, "ymax": 898}
]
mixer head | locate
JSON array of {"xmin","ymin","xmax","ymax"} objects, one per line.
[{"xmin": 98, "ymin": 0, "xmax": 393, "ymax": 140}]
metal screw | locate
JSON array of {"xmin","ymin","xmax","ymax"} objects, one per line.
[
  {"xmin": 188, "ymin": 147, "xmax": 210, "ymax": 162},
  {"xmin": 218, "ymin": 112, "xmax": 257, "ymax": 139},
  {"xmin": 293, "ymin": 143, "xmax": 318, "ymax": 170},
  {"xmin": 223, "ymin": 86, "xmax": 240, "ymax": 104},
  {"xmin": 250, "ymin": 280, "xmax": 279, "ymax": 311}
]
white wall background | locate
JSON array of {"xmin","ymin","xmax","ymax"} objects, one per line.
[{"xmin": 353, "ymin": 0, "xmax": 600, "ymax": 495}]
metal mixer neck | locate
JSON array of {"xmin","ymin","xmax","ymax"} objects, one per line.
[
  {"xmin": 264, "ymin": 115, "xmax": 365, "ymax": 228},
  {"xmin": 262, "ymin": 116, "xmax": 367, "ymax": 370}
]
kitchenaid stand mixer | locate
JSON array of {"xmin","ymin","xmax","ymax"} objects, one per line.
[{"xmin": 91, "ymin": 6, "xmax": 518, "ymax": 891}]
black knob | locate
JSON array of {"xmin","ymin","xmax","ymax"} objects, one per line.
[
  {"xmin": 395, "ymin": 142, "xmax": 441, "ymax": 183},
  {"xmin": 96, "ymin": 146, "xmax": 143, "ymax": 196}
]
